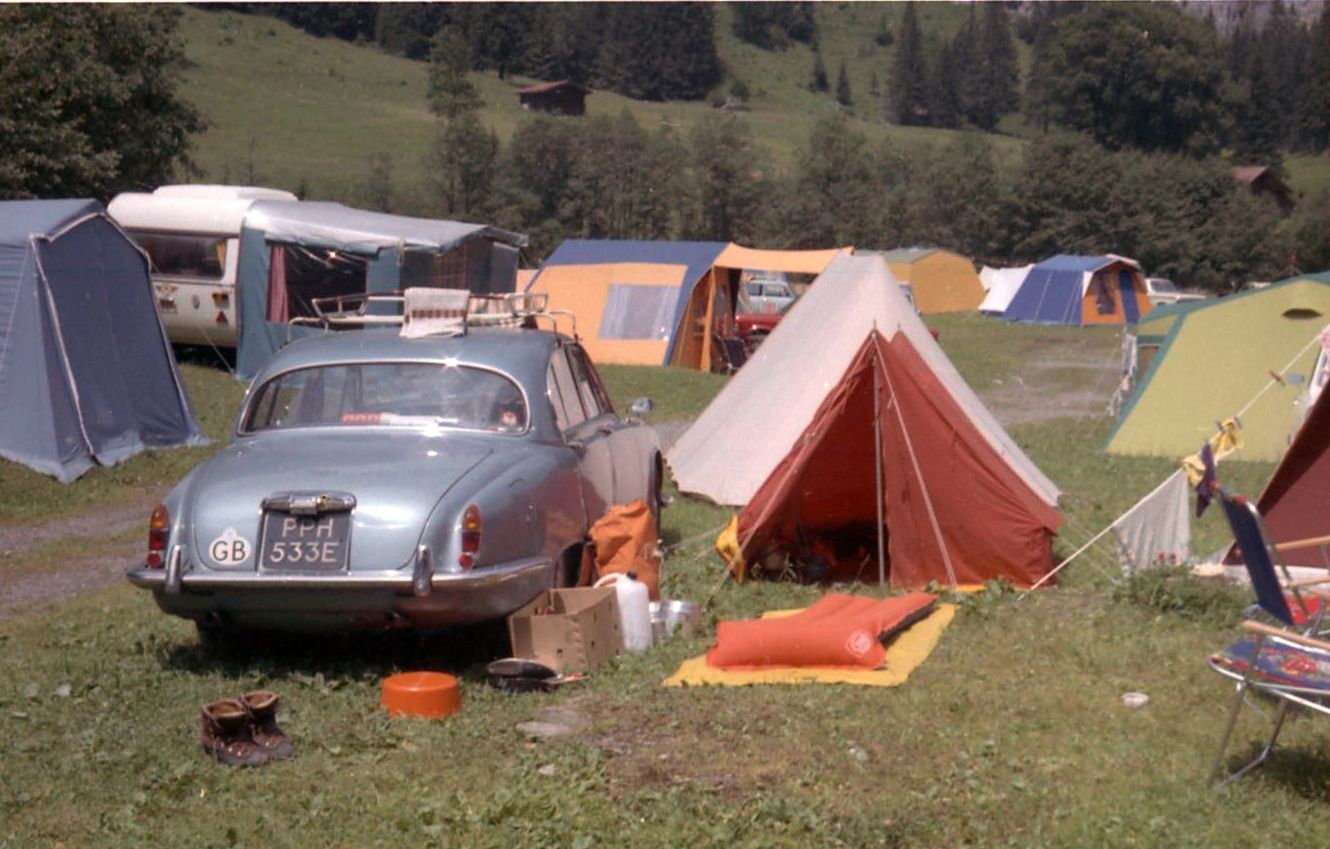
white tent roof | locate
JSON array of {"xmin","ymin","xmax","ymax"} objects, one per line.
[
  {"xmin": 978, "ymin": 264, "xmax": 1033, "ymax": 314},
  {"xmin": 108, "ymin": 185, "xmax": 296, "ymax": 235},
  {"xmin": 667, "ymin": 254, "xmax": 1061, "ymax": 507}
]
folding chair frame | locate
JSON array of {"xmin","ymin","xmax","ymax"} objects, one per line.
[{"xmin": 1209, "ymin": 487, "xmax": 1330, "ymax": 787}]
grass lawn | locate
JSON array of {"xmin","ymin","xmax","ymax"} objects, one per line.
[
  {"xmin": 2, "ymin": 319, "xmax": 1322, "ymax": 846},
  {"xmin": 1287, "ymin": 152, "xmax": 1330, "ymax": 199}
]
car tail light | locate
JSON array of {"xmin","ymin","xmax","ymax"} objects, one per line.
[
  {"xmin": 458, "ymin": 505, "xmax": 481, "ymax": 569},
  {"xmin": 147, "ymin": 504, "xmax": 169, "ymax": 568}
]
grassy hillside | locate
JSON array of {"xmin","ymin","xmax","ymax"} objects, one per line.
[
  {"xmin": 175, "ymin": 6, "xmax": 1026, "ymax": 203},
  {"xmin": 176, "ymin": 6, "xmax": 1328, "ymax": 211}
]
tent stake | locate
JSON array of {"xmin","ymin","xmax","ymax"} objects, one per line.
[{"xmin": 874, "ymin": 342, "xmax": 886, "ymax": 585}]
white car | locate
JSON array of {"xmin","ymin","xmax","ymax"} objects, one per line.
[
  {"xmin": 743, "ymin": 278, "xmax": 796, "ymax": 314},
  {"xmin": 1144, "ymin": 277, "xmax": 1206, "ymax": 307}
]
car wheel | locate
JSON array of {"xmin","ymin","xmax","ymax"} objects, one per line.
[{"xmin": 556, "ymin": 545, "xmax": 585, "ymax": 588}]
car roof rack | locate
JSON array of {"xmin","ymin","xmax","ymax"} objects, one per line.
[{"xmin": 288, "ymin": 290, "xmax": 577, "ymax": 339}]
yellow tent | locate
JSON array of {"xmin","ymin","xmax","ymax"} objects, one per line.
[
  {"xmin": 669, "ymin": 245, "xmax": 848, "ymax": 370},
  {"xmin": 527, "ymin": 240, "xmax": 848, "ymax": 371},
  {"xmin": 527, "ymin": 262, "xmax": 687, "ymax": 365},
  {"xmin": 882, "ymin": 248, "xmax": 984, "ymax": 314}
]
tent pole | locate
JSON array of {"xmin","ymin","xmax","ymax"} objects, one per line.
[{"xmin": 874, "ymin": 338, "xmax": 886, "ymax": 585}]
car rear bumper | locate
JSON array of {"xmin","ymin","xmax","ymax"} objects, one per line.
[{"xmin": 126, "ymin": 552, "xmax": 554, "ymax": 630}]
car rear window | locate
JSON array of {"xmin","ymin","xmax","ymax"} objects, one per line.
[{"xmin": 243, "ymin": 362, "xmax": 527, "ymax": 434}]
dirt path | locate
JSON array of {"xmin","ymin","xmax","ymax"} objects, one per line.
[
  {"xmin": 976, "ymin": 351, "xmax": 1124, "ymax": 428},
  {"xmin": 0, "ymin": 490, "xmax": 164, "ymax": 621},
  {"xmin": 0, "ymin": 491, "xmax": 163, "ymax": 557},
  {"xmin": 0, "ymin": 536, "xmax": 142, "ymax": 620}
]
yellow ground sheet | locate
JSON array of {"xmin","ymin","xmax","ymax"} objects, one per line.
[{"xmin": 663, "ymin": 603, "xmax": 956, "ymax": 687}]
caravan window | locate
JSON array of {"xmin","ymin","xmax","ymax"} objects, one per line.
[
  {"xmin": 266, "ymin": 244, "xmax": 369, "ymax": 322},
  {"xmin": 133, "ymin": 232, "xmax": 227, "ymax": 280}
]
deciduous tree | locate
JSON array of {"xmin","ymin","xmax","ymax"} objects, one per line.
[{"xmin": 0, "ymin": 5, "xmax": 204, "ymax": 199}]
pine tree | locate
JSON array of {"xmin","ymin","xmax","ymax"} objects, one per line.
[
  {"xmin": 930, "ymin": 35, "xmax": 963, "ymax": 128},
  {"xmin": 951, "ymin": 7, "xmax": 982, "ymax": 127},
  {"xmin": 689, "ymin": 115, "xmax": 764, "ymax": 242},
  {"xmin": 1022, "ymin": 3, "xmax": 1055, "ymax": 132},
  {"xmin": 811, "ymin": 52, "xmax": 829, "ymax": 92},
  {"xmin": 430, "ymin": 113, "xmax": 499, "ymax": 219},
  {"xmin": 978, "ymin": 3, "xmax": 1020, "ymax": 127},
  {"xmin": 1291, "ymin": 4, "xmax": 1328, "ymax": 151},
  {"xmin": 835, "ymin": 60, "xmax": 853, "ymax": 107},
  {"xmin": 887, "ymin": 2, "xmax": 928, "ymax": 125},
  {"xmin": 427, "ymin": 28, "xmax": 481, "ymax": 120}
]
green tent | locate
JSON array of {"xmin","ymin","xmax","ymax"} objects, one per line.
[{"xmin": 1105, "ymin": 272, "xmax": 1330, "ymax": 462}]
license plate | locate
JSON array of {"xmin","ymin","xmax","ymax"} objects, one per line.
[{"xmin": 260, "ymin": 511, "xmax": 352, "ymax": 570}]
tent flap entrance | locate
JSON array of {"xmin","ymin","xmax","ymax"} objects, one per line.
[{"xmin": 737, "ymin": 330, "xmax": 1060, "ymax": 588}]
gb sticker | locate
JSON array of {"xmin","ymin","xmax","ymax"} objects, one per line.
[{"xmin": 209, "ymin": 527, "xmax": 251, "ymax": 566}]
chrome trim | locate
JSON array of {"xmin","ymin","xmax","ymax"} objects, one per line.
[
  {"xmin": 127, "ymin": 555, "xmax": 549, "ymax": 592},
  {"xmin": 164, "ymin": 546, "xmax": 183, "ymax": 595},
  {"xmin": 413, "ymin": 545, "xmax": 433, "ymax": 597},
  {"xmin": 261, "ymin": 492, "xmax": 356, "ymax": 515}
]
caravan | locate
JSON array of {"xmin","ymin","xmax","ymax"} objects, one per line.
[{"xmin": 108, "ymin": 185, "xmax": 297, "ymax": 348}]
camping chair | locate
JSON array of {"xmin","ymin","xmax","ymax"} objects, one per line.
[
  {"xmin": 712, "ymin": 335, "xmax": 748, "ymax": 374},
  {"xmin": 1207, "ymin": 486, "xmax": 1330, "ymax": 787}
]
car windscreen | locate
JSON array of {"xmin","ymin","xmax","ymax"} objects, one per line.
[{"xmin": 243, "ymin": 362, "xmax": 528, "ymax": 434}]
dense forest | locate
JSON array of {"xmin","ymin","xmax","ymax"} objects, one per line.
[{"xmin": 1, "ymin": 2, "xmax": 1327, "ymax": 290}]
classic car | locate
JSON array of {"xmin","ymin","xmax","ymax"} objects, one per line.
[{"xmin": 127, "ymin": 322, "xmax": 660, "ymax": 636}]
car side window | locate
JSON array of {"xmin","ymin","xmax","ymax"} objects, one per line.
[
  {"xmin": 568, "ymin": 350, "xmax": 601, "ymax": 419},
  {"xmin": 548, "ymin": 348, "xmax": 586, "ymax": 430},
  {"xmin": 570, "ymin": 345, "xmax": 614, "ymax": 416}
]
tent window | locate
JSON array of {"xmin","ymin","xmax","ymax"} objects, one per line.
[
  {"xmin": 266, "ymin": 244, "xmax": 369, "ymax": 322},
  {"xmin": 599, "ymin": 284, "xmax": 676, "ymax": 340},
  {"xmin": 402, "ymin": 245, "xmax": 471, "ymax": 289},
  {"xmin": 133, "ymin": 232, "xmax": 226, "ymax": 280},
  {"xmin": 1091, "ymin": 273, "xmax": 1116, "ymax": 315},
  {"xmin": 1283, "ymin": 308, "xmax": 1323, "ymax": 320}
]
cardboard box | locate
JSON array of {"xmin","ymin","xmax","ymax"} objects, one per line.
[{"xmin": 507, "ymin": 587, "xmax": 623, "ymax": 674}]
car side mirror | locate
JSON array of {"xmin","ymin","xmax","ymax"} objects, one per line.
[{"xmin": 629, "ymin": 397, "xmax": 654, "ymax": 419}]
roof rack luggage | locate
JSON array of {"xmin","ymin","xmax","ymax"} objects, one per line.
[{"xmin": 288, "ymin": 289, "xmax": 576, "ymax": 338}]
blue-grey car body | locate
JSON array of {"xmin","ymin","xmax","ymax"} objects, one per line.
[{"xmin": 127, "ymin": 327, "xmax": 659, "ymax": 632}]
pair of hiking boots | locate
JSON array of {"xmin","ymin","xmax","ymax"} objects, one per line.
[{"xmin": 200, "ymin": 690, "xmax": 295, "ymax": 767}]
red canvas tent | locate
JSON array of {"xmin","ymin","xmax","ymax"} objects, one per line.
[
  {"xmin": 737, "ymin": 331, "xmax": 1062, "ymax": 587},
  {"xmin": 670, "ymin": 254, "xmax": 1063, "ymax": 588},
  {"xmin": 1227, "ymin": 384, "xmax": 1330, "ymax": 568}
]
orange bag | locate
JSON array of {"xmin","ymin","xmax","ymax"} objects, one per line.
[
  {"xmin": 705, "ymin": 592, "xmax": 937, "ymax": 670},
  {"xmin": 587, "ymin": 499, "xmax": 660, "ymax": 599}
]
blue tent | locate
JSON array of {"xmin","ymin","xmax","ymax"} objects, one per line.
[
  {"xmin": 1001, "ymin": 254, "xmax": 1149, "ymax": 326},
  {"xmin": 0, "ymin": 200, "xmax": 206, "ymax": 482},
  {"xmin": 526, "ymin": 239, "xmax": 729, "ymax": 365},
  {"xmin": 235, "ymin": 201, "xmax": 527, "ymax": 379}
]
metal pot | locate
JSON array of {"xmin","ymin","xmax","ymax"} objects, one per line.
[{"xmin": 649, "ymin": 599, "xmax": 700, "ymax": 644}]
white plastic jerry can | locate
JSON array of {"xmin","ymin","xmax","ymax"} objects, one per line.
[{"xmin": 593, "ymin": 572, "xmax": 652, "ymax": 651}]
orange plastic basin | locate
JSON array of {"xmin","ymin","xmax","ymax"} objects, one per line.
[{"xmin": 380, "ymin": 671, "xmax": 462, "ymax": 719}]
